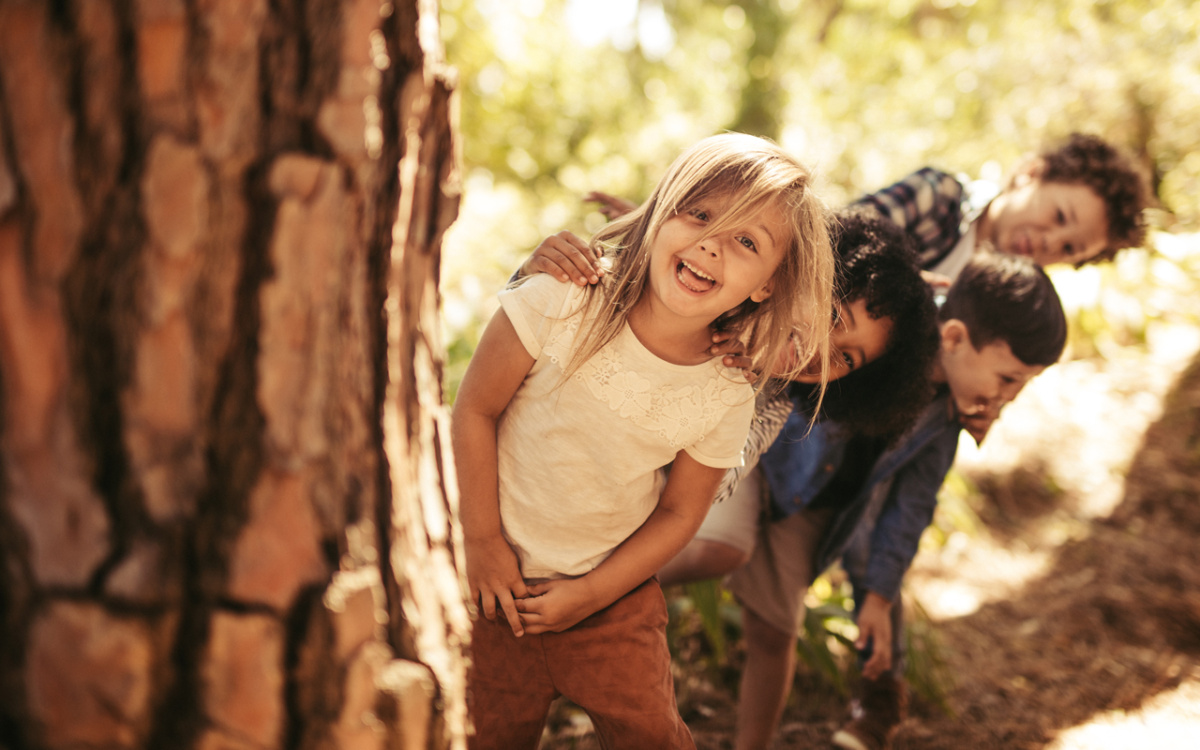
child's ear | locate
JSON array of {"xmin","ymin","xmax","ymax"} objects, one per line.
[
  {"xmin": 940, "ymin": 319, "xmax": 971, "ymax": 352},
  {"xmin": 750, "ymin": 279, "xmax": 774, "ymax": 303},
  {"xmin": 1009, "ymin": 154, "xmax": 1047, "ymax": 188}
]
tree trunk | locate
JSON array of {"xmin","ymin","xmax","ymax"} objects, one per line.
[{"xmin": 0, "ymin": 1, "xmax": 468, "ymax": 748}]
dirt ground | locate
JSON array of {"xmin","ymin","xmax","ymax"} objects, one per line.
[{"xmin": 541, "ymin": 342, "xmax": 1200, "ymax": 749}]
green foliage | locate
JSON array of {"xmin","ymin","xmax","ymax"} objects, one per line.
[
  {"xmin": 440, "ymin": 0, "xmax": 1200, "ymax": 396},
  {"xmin": 670, "ymin": 571, "xmax": 956, "ymax": 707},
  {"xmin": 665, "ymin": 580, "xmax": 742, "ymax": 679},
  {"xmin": 794, "ymin": 574, "xmax": 858, "ymax": 698},
  {"xmin": 682, "ymin": 579, "xmax": 733, "ymax": 665},
  {"xmin": 904, "ymin": 596, "xmax": 956, "ymax": 715},
  {"xmin": 1051, "ymin": 237, "xmax": 1200, "ymax": 362},
  {"xmin": 924, "ymin": 469, "xmax": 984, "ymax": 547}
]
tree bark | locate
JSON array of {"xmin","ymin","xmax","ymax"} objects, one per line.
[{"xmin": 0, "ymin": 1, "xmax": 467, "ymax": 748}]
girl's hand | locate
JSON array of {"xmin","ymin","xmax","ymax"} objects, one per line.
[
  {"xmin": 584, "ymin": 190, "xmax": 637, "ymax": 221},
  {"xmin": 519, "ymin": 231, "xmax": 602, "ymax": 286},
  {"xmin": 514, "ymin": 577, "xmax": 600, "ymax": 634},
  {"xmin": 465, "ymin": 534, "xmax": 530, "ymax": 636}
]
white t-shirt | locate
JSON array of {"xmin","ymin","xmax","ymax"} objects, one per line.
[{"xmin": 496, "ymin": 274, "xmax": 756, "ymax": 579}]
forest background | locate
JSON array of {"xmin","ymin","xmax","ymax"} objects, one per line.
[
  {"xmin": 436, "ymin": 0, "xmax": 1200, "ymax": 745},
  {"xmin": 439, "ymin": 0, "xmax": 1199, "ymax": 394}
]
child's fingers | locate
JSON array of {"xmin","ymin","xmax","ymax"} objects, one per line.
[
  {"xmin": 523, "ymin": 581, "xmax": 549, "ymax": 597},
  {"xmin": 497, "ymin": 592, "xmax": 525, "ymax": 637},
  {"xmin": 533, "ymin": 234, "xmax": 600, "ymax": 286},
  {"xmin": 513, "ymin": 596, "xmax": 543, "ymax": 630},
  {"xmin": 707, "ymin": 332, "xmax": 746, "ymax": 358},
  {"xmin": 583, "ymin": 191, "xmax": 636, "ymax": 220},
  {"xmin": 721, "ymin": 353, "xmax": 755, "ymax": 371},
  {"xmin": 553, "ymin": 232, "xmax": 602, "ymax": 282},
  {"xmin": 519, "ymin": 618, "xmax": 552, "ymax": 636},
  {"xmin": 861, "ymin": 647, "xmax": 891, "ymax": 680},
  {"xmin": 512, "ymin": 580, "xmax": 530, "ymax": 600},
  {"xmin": 920, "ymin": 269, "xmax": 952, "ymax": 290},
  {"xmin": 478, "ymin": 590, "xmax": 498, "ymax": 622},
  {"xmin": 510, "ymin": 601, "xmax": 559, "ymax": 636}
]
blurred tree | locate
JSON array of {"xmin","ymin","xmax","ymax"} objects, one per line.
[{"xmin": 0, "ymin": 1, "xmax": 468, "ymax": 748}]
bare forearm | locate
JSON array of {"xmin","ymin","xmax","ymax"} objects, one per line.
[
  {"xmin": 450, "ymin": 306, "xmax": 531, "ymax": 541},
  {"xmin": 450, "ymin": 409, "xmax": 503, "ymax": 540},
  {"xmin": 581, "ymin": 502, "xmax": 709, "ymax": 611},
  {"xmin": 578, "ymin": 456, "xmax": 722, "ymax": 611}
]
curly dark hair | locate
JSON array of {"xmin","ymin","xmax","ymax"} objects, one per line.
[
  {"xmin": 1039, "ymin": 132, "xmax": 1151, "ymax": 265},
  {"xmin": 791, "ymin": 210, "xmax": 939, "ymax": 441}
]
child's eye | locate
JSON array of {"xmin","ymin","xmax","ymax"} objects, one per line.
[
  {"xmin": 827, "ymin": 347, "xmax": 854, "ymax": 371},
  {"xmin": 738, "ymin": 235, "xmax": 758, "ymax": 253},
  {"xmin": 689, "ymin": 208, "xmax": 710, "ymax": 222}
]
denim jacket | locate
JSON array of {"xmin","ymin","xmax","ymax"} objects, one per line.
[{"xmin": 759, "ymin": 389, "xmax": 961, "ymax": 602}]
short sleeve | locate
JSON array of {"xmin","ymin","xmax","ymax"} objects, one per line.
[
  {"xmin": 497, "ymin": 274, "xmax": 584, "ymax": 359},
  {"xmin": 684, "ymin": 384, "xmax": 756, "ymax": 469}
]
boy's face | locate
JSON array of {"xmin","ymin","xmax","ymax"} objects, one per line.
[
  {"xmin": 982, "ymin": 174, "xmax": 1109, "ymax": 266},
  {"xmin": 937, "ymin": 320, "xmax": 1046, "ymax": 418}
]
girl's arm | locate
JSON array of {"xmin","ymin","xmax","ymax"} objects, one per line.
[
  {"xmin": 516, "ymin": 450, "xmax": 724, "ymax": 634},
  {"xmin": 450, "ymin": 308, "xmax": 536, "ymax": 636}
]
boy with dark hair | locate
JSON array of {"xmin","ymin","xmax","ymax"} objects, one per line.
[
  {"xmin": 712, "ymin": 252, "xmax": 1068, "ymax": 750},
  {"xmin": 856, "ymin": 132, "xmax": 1151, "ymax": 278}
]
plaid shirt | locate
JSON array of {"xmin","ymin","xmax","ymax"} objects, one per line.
[{"xmin": 851, "ymin": 167, "xmax": 979, "ymax": 271}]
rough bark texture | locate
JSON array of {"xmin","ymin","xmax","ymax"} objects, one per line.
[{"xmin": 0, "ymin": 1, "xmax": 467, "ymax": 748}]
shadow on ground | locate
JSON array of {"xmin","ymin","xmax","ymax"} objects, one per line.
[{"xmin": 890, "ymin": 348, "xmax": 1200, "ymax": 749}]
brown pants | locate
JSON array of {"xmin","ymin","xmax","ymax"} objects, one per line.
[{"xmin": 467, "ymin": 578, "xmax": 695, "ymax": 750}]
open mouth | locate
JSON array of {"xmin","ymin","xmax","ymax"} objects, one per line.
[
  {"xmin": 962, "ymin": 399, "xmax": 991, "ymax": 416},
  {"xmin": 676, "ymin": 258, "xmax": 716, "ymax": 293}
]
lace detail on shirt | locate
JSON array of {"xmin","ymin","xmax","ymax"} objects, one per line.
[{"xmin": 542, "ymin": 315, "xmax": 738, "ymax": 449}]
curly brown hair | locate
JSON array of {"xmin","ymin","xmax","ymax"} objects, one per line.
[{"xmin": 1039, "ymin": 133, "xmax": 1151, "ymax": 265}]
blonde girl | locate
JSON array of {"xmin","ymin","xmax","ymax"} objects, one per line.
[{"xmin": 452, "ymin": 132, "xmax": 833, "ymax": 750}]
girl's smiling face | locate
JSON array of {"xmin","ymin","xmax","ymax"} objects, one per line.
[
  {"xmin": 787, "ymin": 297, "xmax": 894, "ymax": 383},
  {"xmin": 640, "ymin": 198, "xmax": 788, "ymax": 326}
]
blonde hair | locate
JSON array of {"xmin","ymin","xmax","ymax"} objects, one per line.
[{"xmin": 566, "ymin": 133, "xmax": 834, "ymax": 398}]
